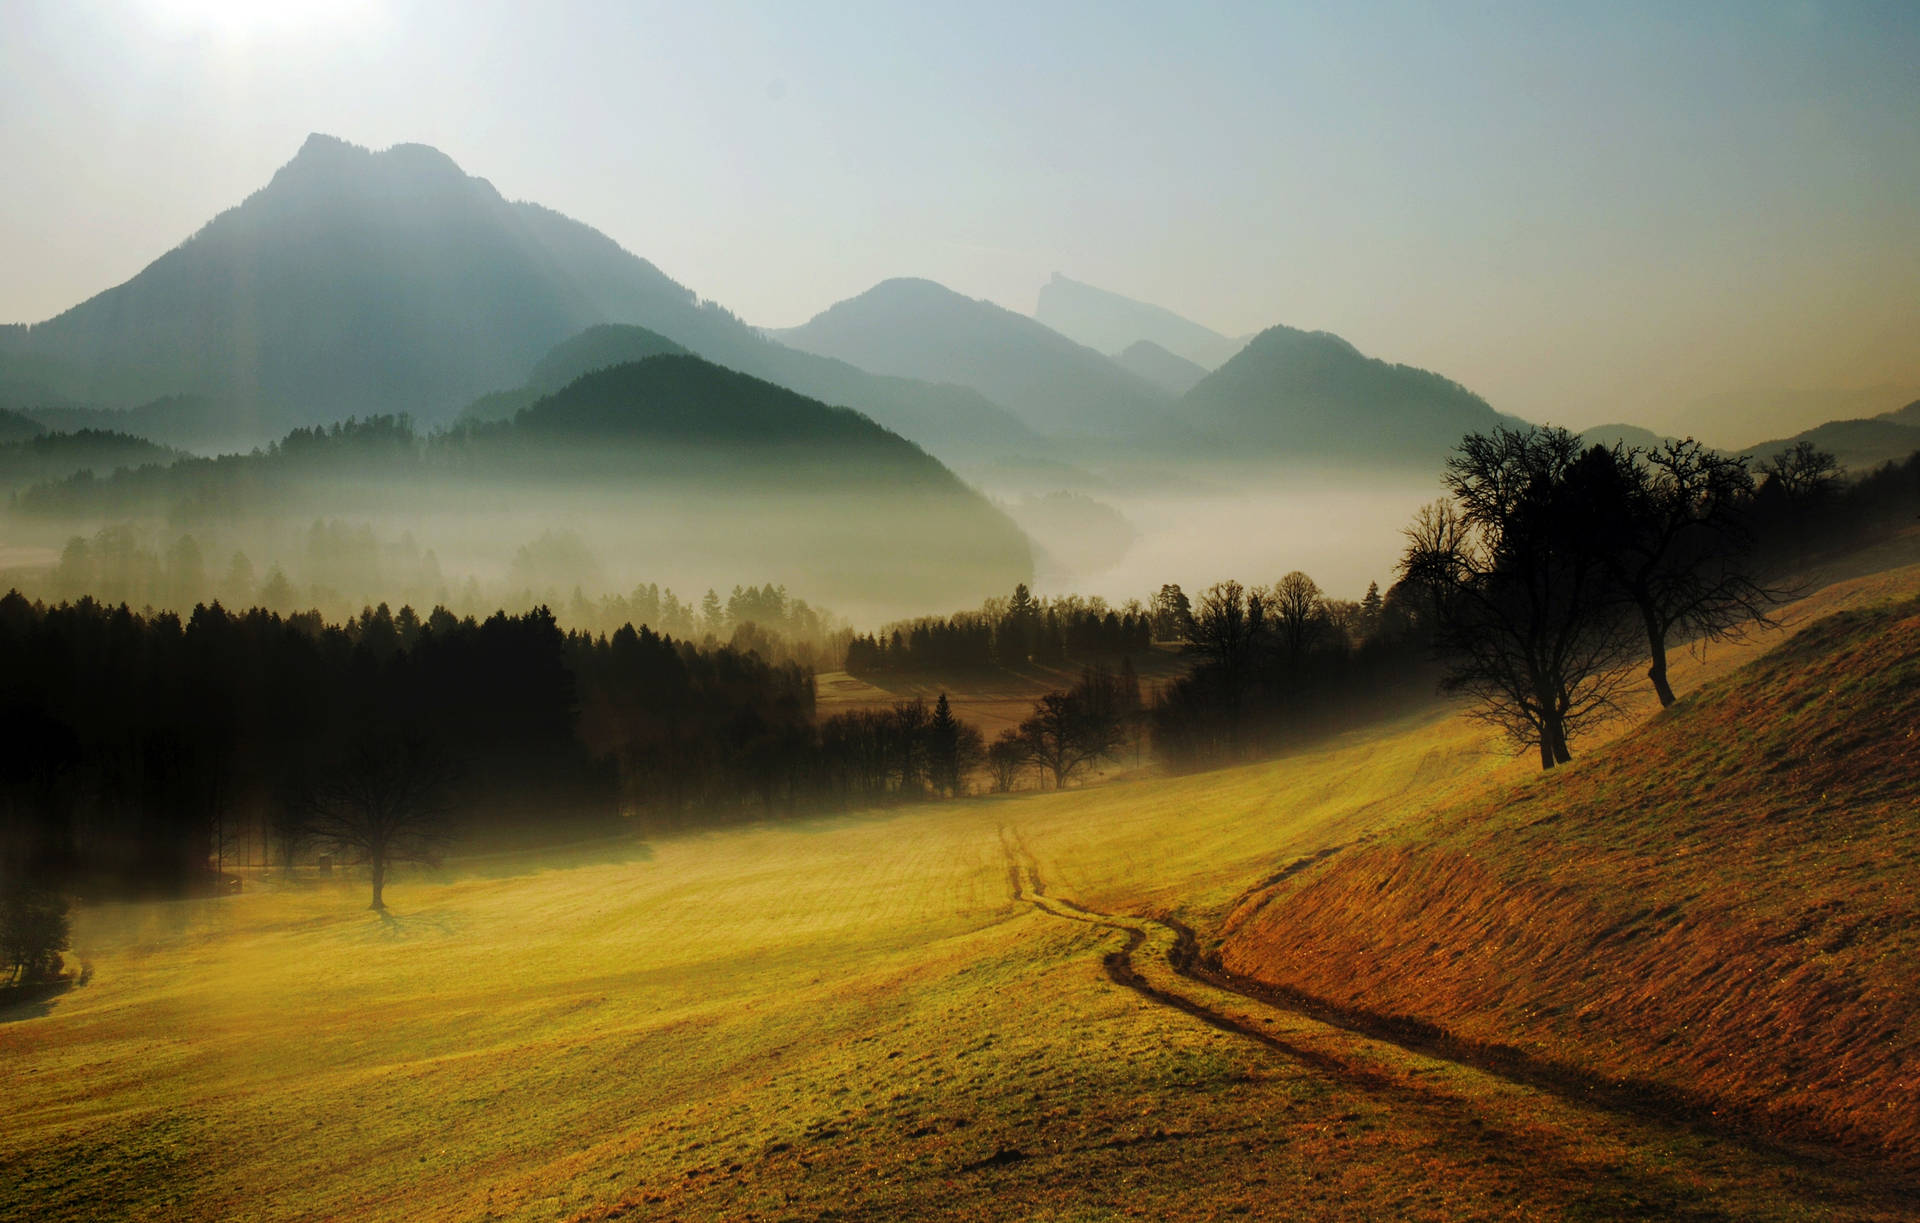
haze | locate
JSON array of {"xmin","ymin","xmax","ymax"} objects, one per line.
[{"xmin": 4, "ymin": 1, "xmax": 1917, "ymax": 445}]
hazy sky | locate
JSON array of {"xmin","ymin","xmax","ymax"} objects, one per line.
[{"xmin": 3, "ymin": 1, "xmax": 1916, "ymax": 443}]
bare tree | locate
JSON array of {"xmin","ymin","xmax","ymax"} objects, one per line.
[
  {"xmin": 987, "ymin": 729, "xmax": 1027, "ymax": 793},
  {"xmin": 889, "ymin": 698, "xmax": 932, "ymax": 796},
  {"xmin": 1186, "ymin": 580, "xmax": 1266, "ymax": 745},
  {"xmin": 1015, "ymin": 667, "xmax": 1129, "ymax": 790},
  {"xmin": 307, "ymin": 735, "xmax": 458, "ymax": 910},
  {"xmin": 1269, "ymin": 571, "xmax": 1325, "ymax": 661},
  {"xmin": 1759, "ymin": 440, "xmax": 1841, "ymax": 505},
  {"xmin": 1402, "ymin": 427, "xmax": 1639, "ymax": 769},
  {"xmin": 1573, "ymin": 439, "xmax": 1781, "ymax": 705}
]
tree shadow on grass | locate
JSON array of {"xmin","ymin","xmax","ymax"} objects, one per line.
[
  {"xmin": 0, "ymin": 965, "xmax": 90, "ymax": 1023},
  {"xmin": 367, "ymin": 908, "xmax": 464, "ymax": 943}
]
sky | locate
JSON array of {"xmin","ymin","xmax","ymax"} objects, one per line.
[{"xmin": 2, "ymin": 0, "xmax": 1916, "ymax": 445}]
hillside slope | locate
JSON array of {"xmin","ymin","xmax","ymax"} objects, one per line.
[
  {"xmin": 1742, "ymin": 416, "xmax": 1920, "ymax": 474},
  {"xmin": 16, "ymin": 355, "xmax": 1034, "ymax": 611},
  {"xmin": 1218, "ymin": 589, "xmax": 1920, "ymax": 1162},
  {"xmin": 0, "ymin": 430, "xmax": 181, "ymax": 493}
]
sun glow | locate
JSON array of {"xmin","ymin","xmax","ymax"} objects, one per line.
[{"xmin": 145, "ymin": 0, "xmax": 378, "ymax": 42}]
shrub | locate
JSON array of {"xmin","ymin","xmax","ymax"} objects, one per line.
[{"xmin": 1, "ymin": 886, "xmax": 71, "ymax": 986}]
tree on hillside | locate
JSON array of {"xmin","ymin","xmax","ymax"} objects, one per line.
[
  {"xmin": 1401, "ymin": 427, "xmax": 1638, "ymax": 769},
  {"xmin": 307, "ymin": 734, "xmax": 458, "ymax": 910},
  {"xmin": 1570, "ymin": 439, "xmax": 1780, "ymax": 705}
]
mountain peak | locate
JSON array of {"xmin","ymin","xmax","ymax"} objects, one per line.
[
  {"xmin": 298, "ymin": 131, "xmax": 357, "ymax": 154},
  {"xmin": 269, "ymin": 134, "xmax": 476, "ymax": 195},
  {"xmin": 1179, "ymin": 323, "xmax": 1501, "ymax": 463},
  {"xmin": 281, "ymin": 132, "xmax": 368, "ymax": 171},
  {"xmin": 863, "ymin": 277, "xmax": 967, "ymax": 305},
  {"xmin": 1243, "ymin": 323, "xmax": 1361, "ymax": 359},
  {"xmin": 1035, "ymin": 275, "xmax": 1246, "ymax": 370}
]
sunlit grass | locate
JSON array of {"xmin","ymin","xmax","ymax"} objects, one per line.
[
  {"xmin": 4, "ymin": 563, "xmax": 1915, "ymax": 1219},
  {"xmin": 1223, "ymin": 563, "xmax": 1920, "ymax": 1164}
]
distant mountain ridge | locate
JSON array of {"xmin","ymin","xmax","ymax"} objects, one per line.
[
  {"xmin": 1576, "ymin": 423, "xmax": 1675, "ymax": 453},
  {"xmin": 774, "ymin": 277, "xmax": 1174, "ymax": 438},
  {"xmin": 8, "ymin": 135, "xmax": 689, "ymax": 426},
  {"xmin": 1034, "ymin": 273, "xmax": 1250, "ymax": 369},
  {"xmin": 0, "ymin": 135, "xmax": 1045, "ymax": 466},
  {"xmin": 1881, "ymin": 399, "xmax": 1920, "ymax": 428},
  {"xmin": 1740, "ymin": 417, "xmax": 1920, "ymax": 474}
]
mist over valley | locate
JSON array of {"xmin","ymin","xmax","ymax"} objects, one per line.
[{"xmin": 4, "ymin": 8, "xmax": 1919, "ymax": 1221}]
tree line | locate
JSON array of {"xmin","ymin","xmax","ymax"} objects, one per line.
[
  {"xmin": 845, "ymin": 583, "xmax": 1153, "ymax": 673},
  {"xmin": 2, "ymin": 521, "xmax": 850, "ymax": 670},
  {"xmin": 0, "ymin": 594, "xmax": 999, "ymax": 914},
  {"xmin": 1145, "ymin": 572, "xmax": 1439, "ymax": 770}
]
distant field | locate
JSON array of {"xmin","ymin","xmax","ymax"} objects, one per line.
[
  {"xmin": 816, "ymin": 646, "xmax": 1192, "ymax": 743},
  {"xmin": 4, "ymin": 567, "xmax": 1918, "ymax": 1220}
]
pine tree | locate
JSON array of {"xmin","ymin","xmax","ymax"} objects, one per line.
[
  {"xmin": 927, "ymin": 693, "xmax": 960, "ymax": 796},
  {"xmin": 1360, "ymin": 581, "xmax": 1383, "ymax": 631}
]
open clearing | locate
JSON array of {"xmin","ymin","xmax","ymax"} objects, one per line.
[{"xmin": 4, "ymin": 567, "xmax": 1918, "ymax": 1221}]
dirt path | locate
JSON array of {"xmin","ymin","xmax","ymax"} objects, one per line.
[{"xmin": 997, "ymin": 826, "xmax": 1920, "ymax": 1218}]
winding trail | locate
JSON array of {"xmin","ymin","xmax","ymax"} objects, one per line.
[{"xmin": 996, "ymin": 825, "xmax": 1920, "ymax": 1215}]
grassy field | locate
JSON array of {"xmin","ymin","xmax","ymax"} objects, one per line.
[{"xmin": 3, "ymin": 566, "xmax": 1917, "ymax": 1220}]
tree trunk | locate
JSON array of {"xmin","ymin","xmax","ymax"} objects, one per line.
[
  {"xmin": 1537, "ymin": 709, "xmax": 1573, "ymax": 768},
  {"xmin": 1641, "ymin": 602, "xmax": 1676, "ymax": 706},
  {"xmin": 369, "ymin": 855, "xmax": 386, "ymax": 910}
]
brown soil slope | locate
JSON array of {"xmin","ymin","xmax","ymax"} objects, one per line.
[{"xmin": 1218, "ymin": 593, "xmax": 1920, "ymax": 1164}]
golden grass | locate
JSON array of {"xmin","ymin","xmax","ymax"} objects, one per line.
[
  {"xmin": 1221, "ymin": 563, "xmax": 1920, "ymax": 1165},
  {"xmin": 3, "ymin": 564, "xmax": 1916, "ymax": 1220}
]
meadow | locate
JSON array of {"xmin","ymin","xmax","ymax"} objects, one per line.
[{"xmin": 3, "ymin": 564, "xmax": 1917, "ymax": 1221}]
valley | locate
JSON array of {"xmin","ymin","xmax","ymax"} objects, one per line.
[
  {"xmin": 5, "ymin": 16, "xmax": 1919, "ymax": 1217},
  {"xmin": 5, "ymin": 560, "xmax": 1917, "ymax": 1220}
]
